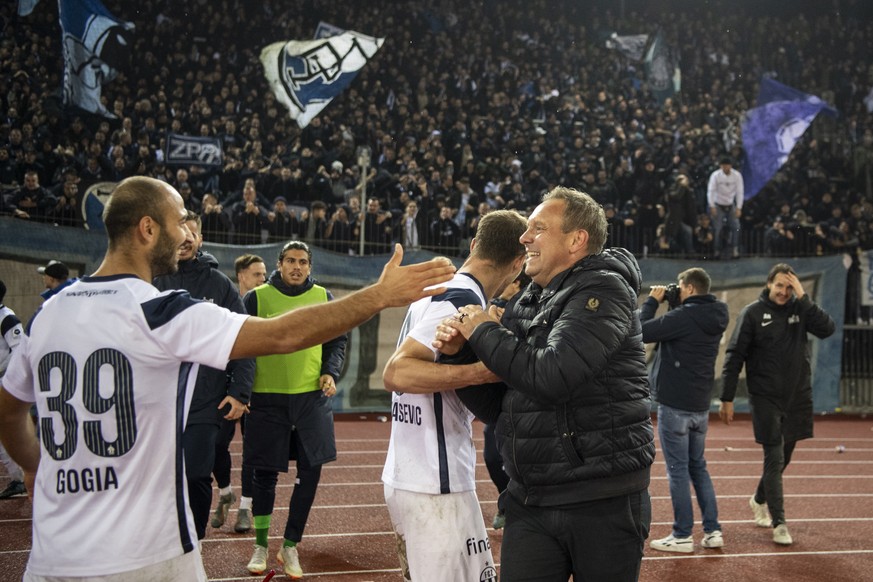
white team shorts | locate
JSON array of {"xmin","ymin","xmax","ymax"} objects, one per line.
[
  {"xmin": 384, "ymin": 484, "xmax": 497, "ymax": 582},
  {"xmin": 22, "ymin": 549, "xmax": 206, "ymax": 582}
]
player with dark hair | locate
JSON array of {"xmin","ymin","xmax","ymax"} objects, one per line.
[
  {"xmin": 242, "ymin": 241, "xmax": 347, "ymax": 579},
  {"xmin": 382, "ymin": 210, "xmax": 528, "ymax": 582}
]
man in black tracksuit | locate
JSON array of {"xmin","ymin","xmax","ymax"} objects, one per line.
[
  {"xmin": 154, "ymin": 212, "xmax": 255, "ymax": 540},
  {"xmin": 445, "ymin": 187, "xmax": 655, "ymax": 582},
  {"xmin": 719, "ymin": 263, "xmax": 835, "ymax": 546}
]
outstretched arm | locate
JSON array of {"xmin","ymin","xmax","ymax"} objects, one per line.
[{"xmin": 230, "ymin": 245, "xmax": 455, "ymax": 359}]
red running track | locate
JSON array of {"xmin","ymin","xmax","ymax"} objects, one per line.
[{"xmin": 1, "ymin": 414, "xmax": 871, "ymax": 582}]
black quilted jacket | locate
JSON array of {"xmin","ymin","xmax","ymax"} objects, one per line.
[{"xmin": 458, "ymin": 247, "xmax": 655, "ymax": 506}]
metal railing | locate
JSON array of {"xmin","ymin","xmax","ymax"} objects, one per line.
[{"xmin": 840, "ymin": 325, "xmax": 873, "ymax": 413}]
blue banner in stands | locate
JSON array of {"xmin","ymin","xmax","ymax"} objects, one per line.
[{"xmin": 165, "ymin": 134, "xmax": 224, "ymax": 167}]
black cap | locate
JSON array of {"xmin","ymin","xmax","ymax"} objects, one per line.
[
  {"xmin": 37, "ymin": 260, "xmax": 69, "ymax": 280},
  {"xmin": 720, "ymin": 156, "xmax": 733, "ymax": 165}
]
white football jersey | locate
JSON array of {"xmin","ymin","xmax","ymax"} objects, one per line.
[
  {"xmin": 2, "ymin": 275, "xmax": 247, "ymax": 577},
  {"xmin": 0, "ymin": 303, "xmax": 24, "ymax": 376},
  {"xmin": 382, "ymin": 273, "xmax": 484, "ymax": 494}
]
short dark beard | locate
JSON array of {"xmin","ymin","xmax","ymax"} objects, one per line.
[{"xmin": 150, "ymin": 228, "xmax": 180, "ymax": 277}]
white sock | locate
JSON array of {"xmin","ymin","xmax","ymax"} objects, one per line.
[
  {"xmin": 219, "ymin": 486, "xmax": 232, "ymax": 497},
  {"xmin": 239, "ymin": 496, "xmax": 253, "ymax": 510}
]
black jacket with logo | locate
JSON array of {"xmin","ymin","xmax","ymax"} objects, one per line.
[
  {"xmin": 721, "ymin": 288, "xmax": 835, "ymax": 441},
  {"xmin": 456, "ymin": 248, "xmax": 655, "ymax": 507}
]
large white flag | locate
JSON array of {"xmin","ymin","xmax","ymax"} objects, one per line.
[
  {"xmin": 261, "ymin": 31, "xmax": 384, "ymax": 128},
  {"xmin": 59, "ymin": 0, "xmax": 134, "ymax": 118}
]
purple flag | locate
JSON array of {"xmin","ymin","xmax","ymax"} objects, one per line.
[{"xmin": 741, "ymin": 78, "xmax": 837, "ymax": 199}]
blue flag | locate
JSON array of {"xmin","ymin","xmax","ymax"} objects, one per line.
[
  {"xmin": 741, "ymin": 78, "xmax": 837, "ymax": 199},
  {"xmin": 606, "ymin": 33, "xmax": 649, "ymax": 61},
  {"xmin": 59, "ymin": 0, "xmax": 134, "ymax": 118},
  {"xmin": 261, "ymin": 31, "xmax": 383, "ymax": 128}
]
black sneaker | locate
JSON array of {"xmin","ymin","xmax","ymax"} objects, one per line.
[{"xmin": 0, "ymin": 480, "xmax": 26, "ymax": 499}]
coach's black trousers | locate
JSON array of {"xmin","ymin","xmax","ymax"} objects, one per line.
[{"xmin": 183, "ymin": 423, "xmax": 220, "ymax": 540}]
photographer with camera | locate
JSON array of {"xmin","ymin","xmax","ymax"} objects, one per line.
[{"xmin": 640, "ymin": 268, "xmax": 729, "ymax": 553}]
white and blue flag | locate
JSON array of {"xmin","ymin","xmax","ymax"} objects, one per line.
[
  {"xmin": 643, "ymin": 29, "xmax": 680, "ymax": 105},
  {"xmin": 59, "ymin": 0, "xmax": 134, "ymax": 118},
  {"xmin": 314, "ymin": 21, "xmax": 345, "ymax": 39},
  {"xmin": 260, "ymin": 31, "xmax": 384, "ymax": 129},
  {"xmin": 605, "ymin": 32, "xmax": 649, "ymax": 61},
  {"xmin": 741, "ymin": 78, "xmax": 838, "ymax": 199},
  {"xmin": 18, "ymin": 0, "xmax": 40, "ymax": 16}
]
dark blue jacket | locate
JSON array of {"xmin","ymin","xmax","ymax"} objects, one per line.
[
  {"xmin": 153, "ymin": 251, "xmax": 255, "ymax": 424},
  {"xmin": 640, "ymin": 294, "xmax": 729, "ymax": 412},
  {"xmin": 40, "ymin": 277, "xmax": 77, "ymax": 301}
]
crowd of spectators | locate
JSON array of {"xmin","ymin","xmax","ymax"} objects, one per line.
[{"xmin": 2, "ymin": 0, "xmax": 873, "ymax": 316}]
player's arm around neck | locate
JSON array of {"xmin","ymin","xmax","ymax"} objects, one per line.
[
  {"xmin": 383, "ymin": 337, "xmax": 497, "ymax": 394},
  {"xmin": 230, "ymin": 245, "xmax": 455, "ymax": 360}
]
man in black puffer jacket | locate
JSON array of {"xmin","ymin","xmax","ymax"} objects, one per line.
[
  {"xmin": 154, "ymin": 211, "xmax": 255, "ymax": 541},
  {"xmin": 444, "ymin": 187, "xmax": 655, "ymax": 582}
]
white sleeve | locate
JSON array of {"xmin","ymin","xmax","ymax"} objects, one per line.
[
  {"xmin": 2, "ymin": 320, "xmax": 23, "ymax": 351},
  {"xmin": 406, "ymin": 301, "xmax": 469, "ymax": 356},
  {"xmin": 706, "ymin": 171, "xmax": 718, "ymax": 207},
  {"xmin": 735, "ymin": 173, "xmax": 745, "ymax": 209},
  {"xmin": 150, "ymin": 300, "xmax": 248, "ymax": 371},
  {"xmin": 1, "ymin": 337, "xmax": 35, "ymax": 403}
]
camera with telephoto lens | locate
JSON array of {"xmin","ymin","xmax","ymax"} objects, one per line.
[{"xmin": 663, "ymin": 284, "xmax": 682, "ymax": 309}]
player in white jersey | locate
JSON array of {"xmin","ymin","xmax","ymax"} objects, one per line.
[
  {"xmin": 0, "ymin": 281, "xmax": 24, "ymax": 376},
  {"xmin": 0, "ymin": 176, "xmax": 455, "ymax": 581},
  {"xmin": 382, "ymin": 210, "xmax": 527, "ymax": 582},
  {"xmin": 0, "ymin": 280, "xmax": 27, "ymax": 500}
]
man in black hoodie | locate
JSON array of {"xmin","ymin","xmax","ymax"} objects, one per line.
[
  {"xmin": 640, "ymin": 268, "xmax": 729, "ymax": 553},
  {"xmin": 153, "ymin": 211, "xmax": 255, "ymax": 541}
]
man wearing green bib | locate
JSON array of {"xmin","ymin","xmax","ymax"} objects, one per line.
[{"xmin": 242, "ymin": 241, "xmax": 347, "ymax": 579}]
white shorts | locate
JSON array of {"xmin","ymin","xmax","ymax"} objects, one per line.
[
  {"xmin": 384, "ymin": 484, "xmax": 497, "ymax": 582},
  {"xmin": 23, "ymin": 550, "xmax": 206, "ymax": 582}
]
